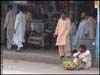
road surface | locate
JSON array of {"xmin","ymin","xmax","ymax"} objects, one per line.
[{"xmin": 2, "ymin": 59, "xmax": 99, "ymax": 74}]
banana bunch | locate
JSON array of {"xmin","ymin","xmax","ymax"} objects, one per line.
[{"xmin": 63, "ymin": 61, "xmax": 78, "ymax": 70}]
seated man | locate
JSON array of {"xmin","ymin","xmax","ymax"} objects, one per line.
[{"xmin": 73, "ymin": 45, "xmax": 91, "ymax": 70}]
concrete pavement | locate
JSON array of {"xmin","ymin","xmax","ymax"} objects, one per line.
[
  {"xmin": 2, "ymin": 59, "xmax": 99, "ymax": 74},
  {"xmin": 2, "ymin": 46, "xmax": 99, "ymax": 67},
  {"xmin": 2, "ymin": 47, "xmax": 61, "ymax": 64}
]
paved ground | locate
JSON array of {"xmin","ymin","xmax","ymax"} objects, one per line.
[
  {"xmin": 2, "ymin": 46, "xmax": 99, "ymax": 74},
  {"xmin": 2, "ymin": 47, "xmax": 61, "ymax": 64},
  {"xmin": 2, "ymin": 47, "xmax": 99, "ymax": 67},
  {"xmin": 2, "ymin": 59, "xmax": 99, "ymax": 74}
]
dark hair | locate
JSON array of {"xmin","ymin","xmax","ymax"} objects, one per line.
[
  {"xmin": 72, "ymin": 49, "xmax": 77, "ymax": 54},
  {"xmin": 18, "ymin": 5, "xmax": 27, "ymax": 13},
  {"xmin": 79, "ymin": 44, "xmax": 86, "ymax": 50},
  {"xmin": 61, "ymin": 11, "xmax": 67, "ymax": 15},
  {"xmin": 61, "ymin": 11, "xmax": 68, "ymax": 20},
  {"xmin": 81, "ymin": 10, "xmax": 88, "ymax": 15},
  {"xmin": 8, "ymin": 5, "xmax": 13, "ymax": 10}
]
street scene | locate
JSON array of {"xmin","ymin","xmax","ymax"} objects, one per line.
[{"xmin": 1, "ymin": 1, "xmax": 99, "ymax": 74}]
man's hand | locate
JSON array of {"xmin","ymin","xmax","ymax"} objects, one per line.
[
  {"xmin": 4, "ymin": 27, "xmax": 6, "ymax": 29},
  {"xmin": 76, "ymin": 53, "xmax": 81, "ymax": 58},
  {"xmin": 85, "ymin": 34, "xmax": 88, "ymax": 37},
  {"xmin": 14, "ymin": 30, "xmax": 16, "ymax": 33},
  {"xmin": 4, "ymin": 26, "xmax": 6, "ymax": 29},
  {"xmin": 53, "ymin": 33, "xmax": 57, "ymax": 38}
]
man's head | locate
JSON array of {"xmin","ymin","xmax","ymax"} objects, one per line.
[
  {"xmin": 61, "ymin": 11, "xmax": 67, "ymax": 20},
  {"xmin": 18, "ymin": 5, "xmax": 27, "ymax": 13},
  {"xmin": 81, "ymin": 11, "xmax": 87, "ymax": 19},
  {"xmin": 79, "ymin": 45, "xmax": 86, "ymax": 53},
  {"xmin": 8, "ymin": 5, "xmax": 13, "ymax": 11}
]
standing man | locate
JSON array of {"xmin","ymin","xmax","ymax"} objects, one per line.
[
  {"xmin": 24, "ymin": 10, "xmax": 32, "ymax": 48},
  {"xmin": 74, "ymin": 11, "xmax": 89, "ymax": 48},
  {"xmin": 54, "ymin": 11, "xmax": 71, "ymax": 59},
  {"xmin": 4, "ymin": 5, "xmax": 16, "ymax": 49},
  {"xmin": 69, "ymin": 14, "xmax": 77, "ymax": 52},
  {"xmin": 13, "ymin": 5, "xmax": 26, "ymax": 51},
  {"xmin": 87, "ymin": 16, "xmax": 97, "ymax": 40}
]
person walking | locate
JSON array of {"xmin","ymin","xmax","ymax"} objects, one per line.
[
  {"xmin": 13, "ymin": 5, "xmax": 26, "ymax": 51},
  {"xmin": 4, "ymin": 5, "xmax": 16, "ymax": 49}
]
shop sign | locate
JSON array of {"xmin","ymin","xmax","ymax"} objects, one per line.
[{"xmin": 94, "ymin": 1, "xmax": 99, "ymax": 8}]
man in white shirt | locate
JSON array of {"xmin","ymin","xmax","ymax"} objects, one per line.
[
  {"xmin": 73, "ymin": 45, "xmax": 91, "ymax": 70},
  {"xmin": 13, "ymin": 5, "xmax": 26, "ymax": 51}
]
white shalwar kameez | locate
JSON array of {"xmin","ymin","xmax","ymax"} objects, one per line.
[
  {"xmin": 13, "ymin": 12, "xmax": 26, "ymax": 49},
  {"xmin": 73, "ymin": 50, "xmax": 91, "ymax": 69}
]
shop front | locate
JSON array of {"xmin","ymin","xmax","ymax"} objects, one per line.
[{"xmin": 1, "ymin": 1, "xmax": 98, "ymax": 49}]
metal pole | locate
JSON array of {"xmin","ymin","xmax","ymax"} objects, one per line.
[{"xmin": 96, "ymin": 7, "xmax": 99, "ymax": 59}]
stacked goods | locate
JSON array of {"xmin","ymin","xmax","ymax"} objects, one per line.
[{"xmin": 63, "ymin": 61, "xmax": 78, "ymax": 70}]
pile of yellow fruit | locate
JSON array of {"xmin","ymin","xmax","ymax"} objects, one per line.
[{"xmin": 63, "ymin": 61, "xmax": 78, "ymax": 70}]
